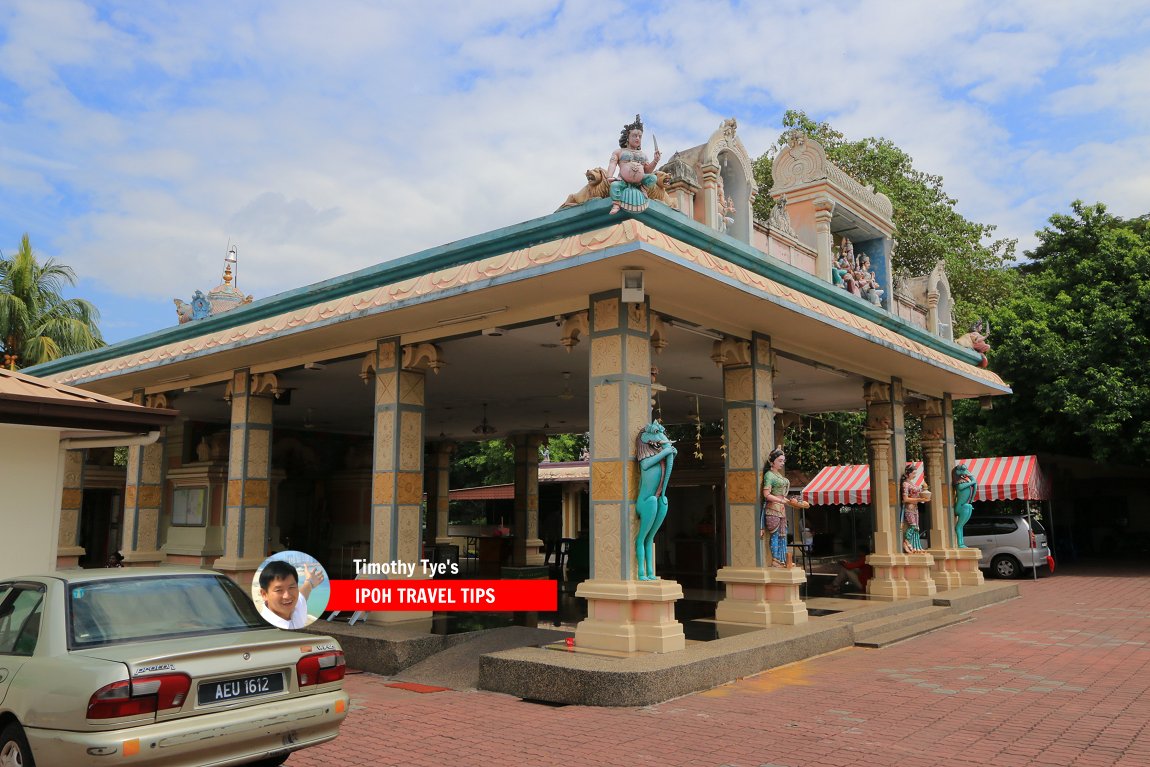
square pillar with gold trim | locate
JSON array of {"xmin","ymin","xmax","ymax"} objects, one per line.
[
  {"xmin": 214, "ymin": 373, "xmax": 276, "ymax": 585},
  {"xmin": 511, "ymin": 433, "xmax": 545, "ymax": 566},
  {"xmin": 575, "ymin": 291, "xmax": 684, "ymax": 653},
  {"xmin": 56, "ymin": 449, "xmax": 86, "ymax": 568},
  {"xmin": 365, "ymin": 339, "xmax": 430, "ymax": 624},
  {"xmin": 715, "ymin": 334, "xmax": 807, "ymax": 626},
  {"xmin": 120, "ymin": 391, "xmax": 168, "ymax": 566},
  {"xmin": 864, "ymin": 381, "xmax": 936, "ymax": 600}
]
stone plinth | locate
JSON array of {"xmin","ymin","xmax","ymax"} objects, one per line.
[
  {"xmin": 866, "ymin": 553, "xmax": 936, "ymax": 600},
  {"xmin": 575, "ymin": 578, "xmax": 684, "ymax": 654},
  {"xmin": 954, "ymin": 547, "xmax": 985, "ymax": 586},
  {"xmin": 715, "ymin": 566, "xmax": 808, "ymax": 626},
  {"xmin": 926, "ymin": 547, "xmax": 981, "ymax": 591}
]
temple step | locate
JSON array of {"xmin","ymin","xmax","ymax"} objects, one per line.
[{"xmin": 852, "ymin": 606, "xmax": 971, "ymax": 648}]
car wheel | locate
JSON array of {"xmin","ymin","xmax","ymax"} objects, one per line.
[
  {"xmin": 991, "ymin": 554, "xmax": 1022, "ymax": 579},
  {"xmin": 0, "ymin": 722, "xmax": 36, "ymax": 767}
]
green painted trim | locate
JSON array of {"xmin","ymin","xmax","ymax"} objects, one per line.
[{"xmin": 27, "ymin": 197, "xmax": 983, "ymax": 376}]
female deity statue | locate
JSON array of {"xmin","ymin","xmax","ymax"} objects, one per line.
[
  {"xmin": 634, "ymin": 421, "xmax": 677, "ymax": 581},
  {"xmin": 953, "ymin": 464, "xmax": 977, "ymax": 547},
  {"xmin": 606, "ymin": 114, "xmax": 662, "ymax": 215},
  {"xmin": 760, "ymin": 447, "xmax": 809, "ymax": 568},
  {"xmin": 899, "ymin": 465, "xmax": 930, "ymax": 553}
]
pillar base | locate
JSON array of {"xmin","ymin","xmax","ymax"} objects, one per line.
[
  {"xmin": 213, "ymin": 556, "xmax": 267, "ymax": 588},
  {"xmin": 714, "ymin": 566, "xmax": 808, "ymax": 626},
  {"xmin": 56, "ymin": 546, "xmax": 85, "ymax": 569},
  {"xmin": 574, "ymin": 579, "xmax": 685, "ymax": 653},
  {"xmin": 954, "ymin": 546, "xmax": 985, "ymax": 586},
  {"xmin": 364, "ymin": 611, "xmax": 434, "ymax": 625},
  {"xmin": 356, "ymin": 565, "xmax": 434, "ymax": 626},
  {"xmin": 522, "ymin": 537, "xmax": 545, "ymax": 567},
  {"xmin": 122, "ymin": 549, "xmax": 167, "ymax": 568},
  {"xmin": 926, "ymin": 548, "xmax": 979, "ymax": 591},
  {"xmin": 866, "ymin": 553, "xmax": 937, "ymax": 600}
]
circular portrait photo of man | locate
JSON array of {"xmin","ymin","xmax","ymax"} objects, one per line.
[{"xmin": 251, "ymin": 551, "xmax": 330, "ymax": 629}]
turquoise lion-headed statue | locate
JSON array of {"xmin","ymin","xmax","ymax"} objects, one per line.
[{"xmin": 634, "ymin": 421, "xmax": 677, "ymax": 581}]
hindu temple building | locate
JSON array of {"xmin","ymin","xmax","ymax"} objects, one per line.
[{"xmin": 26, "ymin": 119, "xmax": 1009, "ymax": 693}]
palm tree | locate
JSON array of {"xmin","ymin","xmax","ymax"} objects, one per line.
[{"xmin": 0, "ymin": 233, "xmax": 104, "ymax": 369}]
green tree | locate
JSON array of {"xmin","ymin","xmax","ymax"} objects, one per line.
[
  {"xmin": 754, "ymin": 110, "xmax": 1018, "ymax": 329},
  {"xmin": 0, "ymin": 234, "xmax": 104, "ymax": 369},
  {"xmin": 965, "ymin": 202, "xmax": 1150, "ymax": 463}
]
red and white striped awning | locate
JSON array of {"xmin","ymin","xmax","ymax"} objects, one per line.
[
  {"xmin": 955, "ymin": 456, "xmax": 1050, "ymax": 502},
  {"xmin": 800, "ymin": 463, "xmax": 873, "ymax": 506},
  {"xmin": 800, "ymin": 455, "xmax": 1048, "ymax": 506}
]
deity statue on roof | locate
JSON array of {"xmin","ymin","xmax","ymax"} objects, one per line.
[
  {"xmin": 606, "ymin": 114, "xmax": 662, "ymax": 215},
  {"xmin": 173, "ymin": 250, "xmax": 254, "ymax": 325}
]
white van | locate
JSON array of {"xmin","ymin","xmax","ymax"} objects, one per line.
[{"xmin": 962, "ymin": 514, "xmax": 1053, "ymax": 578}]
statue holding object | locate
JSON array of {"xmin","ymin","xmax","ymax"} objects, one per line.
[
  {"xmin": 953, "ymin": 464, "xmax": 977, "ymax": 547},
  {"xmin": 899, "ymin": 465, "xmax": 930, "ymax": 553},
  {"xmin": 760, "ymin": 447, "xmax": 809, "ymax": 568},
  {"xmin": 634, "ymin": 421, "xmax": 676, "ymax": 580},
  {"xmin": 606, "ymin": 114, "xmax": 662, "ymax": 215}
]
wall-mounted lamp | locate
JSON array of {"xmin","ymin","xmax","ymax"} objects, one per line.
[{"xmin": 621, "ymin": 269, "xmax": 645, "ymax": 303}]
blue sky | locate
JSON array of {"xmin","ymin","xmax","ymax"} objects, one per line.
[{"xmin": 2, "ymin": 0, "xmax": 1149, "ymax": 344}]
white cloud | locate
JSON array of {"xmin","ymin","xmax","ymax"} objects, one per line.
[{"xmin": 1, "ymin": 0, "xmax": 1149, "ymax": 341}]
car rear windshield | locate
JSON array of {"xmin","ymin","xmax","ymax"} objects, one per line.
[{"xmin": 69, "ymin": 574, "xmax": 267, "ymax": 648}]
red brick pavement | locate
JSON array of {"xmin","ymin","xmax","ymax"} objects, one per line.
[{"xmin": 289, "ymin": 564, "xmax": 1150, "ymax": 767}]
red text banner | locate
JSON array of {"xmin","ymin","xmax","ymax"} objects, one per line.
[{"xmin": 327, "ymin": 579, "xmax": 558, "ymax": 612}]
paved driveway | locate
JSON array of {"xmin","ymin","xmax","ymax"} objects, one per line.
[{"xmin": 291, "ymin": 563, "xmax": 1150, "ymax": 767}]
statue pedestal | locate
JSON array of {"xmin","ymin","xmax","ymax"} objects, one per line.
[
  {"xmin": 574, "ymin": 579, "xmax": 684, "ymax": 654},
  {"xmin": 866, "ymin": 553, "xmax": 937, "ymax": 601},
  {"xmin": 954, "ymin": 547, "xmax": 985, "ymax": 586},
  {"xmin": 926, "ymin": 548, "xmax": 979, "ymax": 591},
  {"xmin": 715, "ymin": 566, "xmax": 808, "ymax": 626}
]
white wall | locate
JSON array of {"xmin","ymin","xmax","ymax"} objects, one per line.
[{"xmin": 0, "ymin": 424, "xmax": 64, "ymax": 578}]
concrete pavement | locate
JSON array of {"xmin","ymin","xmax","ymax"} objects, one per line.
[{"xmin": 290, "ymin": 562, "xmax": 1150, "ymax": 767}]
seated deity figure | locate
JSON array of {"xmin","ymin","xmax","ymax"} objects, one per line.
[{"xmin": 606, "ymin": 114, "xmax": 662, "ymax": 214}]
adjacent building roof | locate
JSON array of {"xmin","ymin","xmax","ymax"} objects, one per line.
[{"xmin": 0, "ymin": 367, "xmax": 178, "ymax": 433}]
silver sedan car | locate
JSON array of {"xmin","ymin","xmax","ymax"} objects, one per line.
[{"xmin": 0, "ymin": 568, "xmax": 349, "ymax": 767}]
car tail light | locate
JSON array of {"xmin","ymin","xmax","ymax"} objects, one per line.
[
  {"xmin": 297, "ymin": 651, "xmax": 346, "ymax": 687},
  {"xmin": 88, "ymin": 673, "xmax": 191, "ymax": 720},
  {"xmin": 1029, "ymin": 529, "xmax": 1037, "ymax": 548}
]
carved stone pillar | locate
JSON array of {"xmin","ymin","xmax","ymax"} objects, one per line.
[
  {"xmin": 575, "ymin": 292, "xmax": 684, "ymax": 653},
  {"xmin": 813, "ymin": 196, "xmax": 835, "ymax": 283},
  {"xmin": 926, "ymin": 290, "xmax": 940, "ymax": 335},
  {"xmin": 864, "ymin": 381, "xmax": 935, "ymax": 600},
  {"xmin": 56, "ymin": 449, "xmax": 86, "ymax": 568},
  {"xmin": 715, "ymin": 334, "xmax": 807, "ymax": 626},
  {"xmin": 363, "ymin": 339, "xmax": 429, "ymax": 624},
  {"xmin": 511, "ymin": 433, "xmax": 545, "ymax": 567},
  {"xmin": 700, "ymin": 165, "xmax": 720, "ymax": 230},
  {"xmin": 425, "ymin": 441, "xmax": 455, "ymax": 547},
  {"xmin": 214, "ymin": 374, "xmax": 275, "ymax": 584},
  {"xmin": 916, "ymin": 398, "xmax": 963, "ymax": 590},
  {"xmin": 120, "ymin": 391, "xmax": 168, "ymax": 567}
]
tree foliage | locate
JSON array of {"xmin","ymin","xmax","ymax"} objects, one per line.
[
  {"xmin": 754, "ymin": 110, "xmax": 1018, "ymax": 329},
  {"xmin": 0, "ymin": 234, "xmax": 104, "ymax": 369},
  {"xmin": 449, "ymin": 432, "xmax": 588, "ymax": 489},
  {"xmin": 964, "ymin": 202, "xmax": 1150, "ymax": 464}
]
